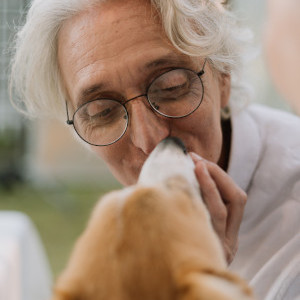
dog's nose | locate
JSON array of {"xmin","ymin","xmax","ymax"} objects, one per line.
[{"xmin": 160, "ymin": 137, "xmax": 187, "ymax": 154}]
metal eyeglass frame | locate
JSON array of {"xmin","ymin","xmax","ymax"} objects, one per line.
[{"xmin": 65, "ymin": 59, "xmax": 207, "ymax": 146}]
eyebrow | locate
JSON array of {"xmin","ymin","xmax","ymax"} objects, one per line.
[
  {"xmin": 145, "ymin": 52, "xmax": 191, "ymax": 69},
  {"xmin": 77, "ymin": 84, "xmax": 105, "ymax": 107},
  {"xmin": 76, "ymin": 52, "xmax": 191, "ymax": 107}
]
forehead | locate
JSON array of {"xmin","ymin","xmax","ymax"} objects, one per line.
[
  {"xmin": 57, "ymin": 0, "xmax": 195, "ymax": 105},
  {"xmin": 59, "ymin": 0, "xmax": 161, "ymax": 49}
]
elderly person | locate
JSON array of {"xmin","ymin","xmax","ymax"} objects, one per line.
[
  {"xmin": 264, "ymin": 0, "xmax": 300, "ymax": 114},
  {"xmin": 10, "ymin": 0, "xmax": 300, "ymax": 299}
]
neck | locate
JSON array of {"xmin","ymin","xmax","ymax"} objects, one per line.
[{"xmin": 218, "ymin": 118, "xmax": 231, "ymax": 171}]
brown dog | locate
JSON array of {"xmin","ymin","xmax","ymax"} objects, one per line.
[{"xmin": 52, "ymin": 137, "xmax": 254, "ymax": 300}]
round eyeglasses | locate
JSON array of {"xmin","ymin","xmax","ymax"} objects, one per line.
[{"xmin": 66, "ymin": 59, "xmax": 207, "ymax": 146}]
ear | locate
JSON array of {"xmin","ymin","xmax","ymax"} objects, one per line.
[{"xmin": 219, "ymin": 73, "xmax": 231, "ymax": 109}]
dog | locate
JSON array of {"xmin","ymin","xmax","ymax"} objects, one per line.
[{"xmin": 51, "ymin": 137, "xmax": 254, "ymax": 300}]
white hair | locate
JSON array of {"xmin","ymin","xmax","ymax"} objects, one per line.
[{"xmin": 10, "ymin": 0, "xmax": 252, "ymax": 120}]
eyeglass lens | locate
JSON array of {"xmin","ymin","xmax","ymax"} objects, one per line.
[
  {"xmin": 72, "ymin": 69, "xmax": 204, "ymax": 146},
  {"xmin": 148, "ymin": 69, "xmax": 203, "ymax": 117},
  {"xmin": 73, "ymin": 99, "xmax": 128, "ymax": 146}
]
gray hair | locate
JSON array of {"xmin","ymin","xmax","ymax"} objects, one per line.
[{"xmin": 10, "ymin": 0, "xmax": 252, "ymax": 120}]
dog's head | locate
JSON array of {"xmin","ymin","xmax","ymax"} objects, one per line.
[{"xmin": 51, "ymin": 137, "xmax": 254, "ymax": 300}]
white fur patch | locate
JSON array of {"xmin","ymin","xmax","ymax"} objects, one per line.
[{"xmin": 138, "ymin": 139, "xmax": 199, "ymax": 196}]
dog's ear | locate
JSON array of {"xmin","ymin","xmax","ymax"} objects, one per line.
[{"xmin": 178, "ymin": 270, "xmax": 254, "ymax": 300}]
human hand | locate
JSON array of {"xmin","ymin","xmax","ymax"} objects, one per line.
[{"xmin": 190, "ymin": 152, "xmax": 247, "ymax": 265}]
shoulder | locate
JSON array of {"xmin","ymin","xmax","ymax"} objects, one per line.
[
  {"xmin": 229, "ymin": 103, "xmax": 300, "ymax": 195},
  {"xmin": 247, "ymin": 104, "xmax": 300, "ymax": 182},
  {"xmin": 249, "ymin": 103, "xmax": 300, "ymax": 123},
  {"xmin": 242, "ymin": 105, "xmax": 300, "ymax": 203},
  {"xmin": 246, "ymin": 104, "xmax": 300, "ymax": 139},
  {"xmin": 235, "ymin": 103, "xmax": 300, "ymax": 158}
]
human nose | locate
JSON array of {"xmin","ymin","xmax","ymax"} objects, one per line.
[{"xmin": 128, "ymin": 98, "xmax": 170, "ymax": 155}]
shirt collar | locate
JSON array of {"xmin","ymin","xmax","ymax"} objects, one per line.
[{"xmin": 227, "ymin": 106, "xmax": 262, "ymax": 192}]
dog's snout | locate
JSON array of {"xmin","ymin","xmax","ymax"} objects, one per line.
[
  {"xmin": 138, "ymin": 136, "xmax": 198, "ymax": 189},
  {"xmin": 160, "ymin": 137, "xmax": 187, "ymax": 154}
]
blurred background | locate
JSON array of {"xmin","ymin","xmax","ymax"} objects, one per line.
[{"xmin": 0, "ymin": 0, "xmax": 295, "ymax": 282}]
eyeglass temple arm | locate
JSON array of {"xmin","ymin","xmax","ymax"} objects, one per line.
[
  {"xmin": 197, "ymin": 58, "xmax": 207, "ymax": 77},
  {"xmin": 65, "ymin": 101, "xmax": 74, "ymax": 125}
]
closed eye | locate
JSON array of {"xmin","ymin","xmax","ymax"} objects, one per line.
[{"xmin": 161, "ymin": 82, "xmax": 188, "ymax": 92}]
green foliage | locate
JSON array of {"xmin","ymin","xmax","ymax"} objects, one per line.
[
  {"xmin": 0, "ymin": 130, "xmax": 19, "ymax": 157},
  {"xmin": 0, "ymin": 183, "xmax": 118, "ymax": 278}
]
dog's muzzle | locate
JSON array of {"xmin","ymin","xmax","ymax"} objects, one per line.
[
  {"xmin": 158, "ymin": 137, "xmax": 188, "ymax": 155},
  {"xmin": 138, "ymin": 137, "xmax": 198, "ymax": 192}
]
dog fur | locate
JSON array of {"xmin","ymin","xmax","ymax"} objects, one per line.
[{"xmin": 51, "ymin": 137, "xmax": 254, "ymax": 300}]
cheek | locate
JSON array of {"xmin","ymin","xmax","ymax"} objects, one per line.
[
  {"xmin": 90, "ymin": 144, "xmax": 126, "ymax": 179},
  {"xmin": 91, "ymin": 145, "xmax": 118, "ymax": 164},
  {"xmin": 173, "ymin": 107, "xmax": 223, "ymax": 161},
  {"xmin": 90, "ymin": 141, "xmax": 142, "ymax": 186},
  {"xmin": 195, "ymin": 89, "xmax": 222, "ymax": 135},
  {"xmin": 194, "ymin": 96, "xmax": 223, "ymax": 159}
]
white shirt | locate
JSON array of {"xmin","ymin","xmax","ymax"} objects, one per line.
[
  {"xmin": 228, "ymin": 104, "xmax": 300, "ymax": 300},
  {"xmin": 0, "ymin": 211, "xmax": 52, "ymax": 300}
]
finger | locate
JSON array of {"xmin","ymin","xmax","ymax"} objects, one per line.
[
  {"xmin": 205, "ymin": 161, "xmax": 247, "ymax": 204},
  {"xmin": 191, "ymin": 152, "xmax": 245, "ymax": 210},
  {"xmin": 190, "ymin": 152, "xmax": 246, "ymax": 204},
  {"xmin": 225, "ymin": 194, "xmax": 246, "ymax": 244},
  {"xmin": 190, "ymin": 152, "xmax": 204, "ymax": 164},
  {"xmin": 190, "ymin": 152, "xmax": 246, "ymax": 253},
  {"xmin": 193, "ymin": 159, "xmax": 227, "ymax": 240},
  {"xmin": 205, "ymin": 161, "xmax": 247, "ymax": 246}
]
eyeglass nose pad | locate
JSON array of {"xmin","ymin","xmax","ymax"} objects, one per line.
[{"xmin": 152, "ymin": 102, "xmax": 160, "ymax": 111}]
